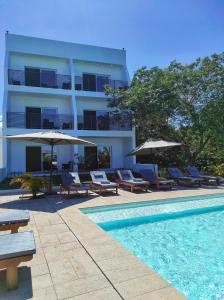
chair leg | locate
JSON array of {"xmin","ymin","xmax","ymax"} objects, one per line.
[
  {"xmin": 7, "ymin": 265, "xmax": 18, "ymax": 290},
  {"xmin": 115, "ymin": 187, "xmax": 118, "ymax": 194}
]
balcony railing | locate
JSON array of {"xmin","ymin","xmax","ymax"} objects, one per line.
[
  {"xmin": 77, "ymin": 112, "xmax": 132, "ymax": 131},
  {"xmin": 7, "ymin": 112, "xmax": 74, "ymax": 129},
  {"xmin": 75, "ymin": 76, "xmax": 128, "ymax": 92},
  {"xmin": 8, "ymin": 69, "xmax": 71, "ymax": 90}
]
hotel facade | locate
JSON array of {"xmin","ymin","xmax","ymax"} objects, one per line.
[{"xmin": 2, "ymin": 33, "xmax": 135, "ymax": 175}]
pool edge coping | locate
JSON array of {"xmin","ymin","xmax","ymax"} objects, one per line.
[{"xmin": 58, "ymin": 203, "xmax": 187, "ymax": 299}]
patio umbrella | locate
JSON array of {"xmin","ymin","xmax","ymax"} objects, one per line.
[
  {"xmin": 7, "ymin": 131, "xmax": 95, "ymax": 192},
  {"xmin": 127, "ymin": 139, "xmax": 181, "ymax": 174},
  {"xmin": 127, "ymin": 139, "xmax": 181, "ymax": 156}
]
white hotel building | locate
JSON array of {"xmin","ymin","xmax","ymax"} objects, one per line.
[{"xmin": 2, "ymin": 33, "xmax": 135, "ymax": 175}]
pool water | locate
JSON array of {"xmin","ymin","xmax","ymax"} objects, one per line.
[{"xmin": 83, "ymin": 193, "xmax": 224, "ymax": 300}]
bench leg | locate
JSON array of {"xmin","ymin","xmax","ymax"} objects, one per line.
[
  {"xmin": 11, "ymin": 226, "xmax": 19, "ymax": 234},
  {"xmin": 7, "ymin": 265, "xmax": 18, "ymax": 290}
]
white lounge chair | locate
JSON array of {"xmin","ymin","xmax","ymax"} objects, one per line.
[
  {"xmin": 90, "ymin": 171, "xmax": 118, "ymax": 195},
  {"xmin": 117, "ymin": 169, "xmax": 150, "ymax": 193}
]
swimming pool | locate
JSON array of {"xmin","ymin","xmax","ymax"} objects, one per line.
[{"xmin": 82, "ymin": 193, "xmax": 224, "ymax": 300}]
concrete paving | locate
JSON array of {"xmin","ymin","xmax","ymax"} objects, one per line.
[{"xmin": 0, "ymin": 186, "xmax": 223, "ymax": 299}]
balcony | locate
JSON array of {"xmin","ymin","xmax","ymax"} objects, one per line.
[
  {"xmin": 77, "ymin": 111, "xmax": 132, "ymax": 131},
  {"xmin": 75, "ymin": 75, "xmax": 128, "ymax": 92},
  {"xmin": 7, "ymin": 112, "xmax": 74, "ymax": 130},
  {"xmin": 8, "ymin": 69, "xmax": 71, "ymax": 90}
]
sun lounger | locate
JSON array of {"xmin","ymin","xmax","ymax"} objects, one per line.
[
  {"xmin": 140, "ymin": 169, "xmax": 174, "ymax": 190},
  {"xmin": 0, "ymin": 210, "xmax": 30, "ymax": 233},
  {"xmin": 60, "ymin": 172, "xmax": 89, "ymax": 195},
  {"xmin": 167, "ymin": 167, "xmax": 203, "ymax": 187},
  {"xmin": 117, "ymin": 170, "xmax": 150, "ymax": 192},
  {"xmin": 69, "ymin": 172, "xmax": 90, "ymax": 194},
  {"xmin": 186, "ymin": 165, "xmax": 223, "ymax": 185},
  {"xmin": 90, "ymin": 171, "xmax": 118, "ymax": 194},
  {"xmin": 0, "ymin": 231, "xmax": 36, "ymax": 290}
]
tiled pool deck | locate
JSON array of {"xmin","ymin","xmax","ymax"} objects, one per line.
[{"xmin": 0, "ymin": 186, "xmax": 224, "ymax": 299}]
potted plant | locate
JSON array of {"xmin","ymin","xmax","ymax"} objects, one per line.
[{"xmin": 10, "ymin": 173, "xmax": 48, "ymax": 199}]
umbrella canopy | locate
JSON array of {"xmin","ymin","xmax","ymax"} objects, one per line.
[
  {"xmin": 7, "ymin": 131, "xmax": 95, "ymax": 146},
  {"xmin": 127, "ymin": 139, "xmax": 181, "ymax": 156}
]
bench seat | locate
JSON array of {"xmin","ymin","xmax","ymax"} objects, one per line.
[
  {"xmin": 0, "ymin": 231, "xmax": 36, "ymax": 290},
  {"xmin": 0, "ymin": 210, "xmax": 30, "ymax": 233}
]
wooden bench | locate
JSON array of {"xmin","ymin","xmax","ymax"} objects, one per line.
[
  {"xmin": 0, "ymin": 231, "xmax": 36, "ymax": 290},
  {"xmin": 0, "ymin": 210, "xmax": 30, "ymax": 233}
]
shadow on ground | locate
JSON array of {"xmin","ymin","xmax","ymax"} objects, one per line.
[{"xmin": 0, "ymin": 267, "xmax": 33, "ymax": 300}]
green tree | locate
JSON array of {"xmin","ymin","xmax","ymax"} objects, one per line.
[
  {"xmin": 107, "ymin": 67, "xmax": 179, "ymax": 144},
  {"xmin": 106, "ymin": 52, "xmax": 224, "ymax": 169}
]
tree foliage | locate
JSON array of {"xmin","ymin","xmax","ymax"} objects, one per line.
[{"xmin": 106, "ymin": 52, "xmax": 224, "ymax": 170}]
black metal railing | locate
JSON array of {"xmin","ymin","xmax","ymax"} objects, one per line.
[
  {"xmin": 8, "ymin": 69, "xmax": 71, "ymax": 90},
  {"xmin": 74, "ymin": 75, "xmax": 128, "ymax": 92},
  {"xmin": 7, "ymin": 112, "xmax": 74, "ymax": 129},
  {"xmin": 77, "ymin": 112, "xmax": 132, "ymax": 131}
]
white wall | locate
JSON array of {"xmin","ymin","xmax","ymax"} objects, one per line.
[
  {"xmin": 9, "ymin": 53, "xmax": 70, "ymax": 74},
  {"xmin": 8, "ymin": 92, "xmax": 72, "ymax": 114},
  {"xmin": 75, "ymin": 61, "xmax": 125, "ymax": 80},
  {"xmin": 6, "ymin": 34, "xmax": 127, "ymax": 66}
]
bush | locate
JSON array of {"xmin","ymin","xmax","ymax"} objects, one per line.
[
  {"xmin": 213, "ymin": 164, "xmax": 224, "ymax": 177},
  {"xmin": 10, "ymin": 173, "xmax": 48, "ymax": 198}
]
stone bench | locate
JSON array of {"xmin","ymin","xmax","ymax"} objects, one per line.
[
  {"xmin": 0, "ymin": 231, "xmax": 36, "ymax": 290},
  {"xmin": 0, "ymin": 210, "xmax": 30, "ymax": 233}
]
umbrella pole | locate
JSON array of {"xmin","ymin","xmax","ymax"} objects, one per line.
[{"xmin": 49, "ymin": 142, "xmax": 54, "ymax": 192}]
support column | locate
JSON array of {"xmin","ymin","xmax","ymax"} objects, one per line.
[{"xmin": 69, "ymin": 58, "xmax": 78, "ymax": 169}]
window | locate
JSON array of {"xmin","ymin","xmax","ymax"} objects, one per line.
[
  {"xmin": 83, "ymin": 111, "xmax": 96, "ymax": 130},
  {"xmin": 96, "ymin": 75, "xmax": 109, "ymax": 92},
  {"xmin": 25, "ymin": 67, "xmax": 56, "ymax": 88},
  {"xmin": 25, "ymin": 68, "xmax": 40, "ymax": 87},
  {"xmin": 41, "ymin": 70, "xmax": 56, "ymax": 88},
  {"xmin": 42, "ymin": 147, "xmax": 58, "ymax": 171},
  {"xmin": 84, "ymin": 146, "xmax": 98, "ymax": 170},
  {"xmin": 42, "ymin": 108, "xmax": 58, "ymax": 129},
  {"xmin": 96, "ymin": 111, "xmax": 109, "ymax": 130},
  {"xmin": 83, "ymin": 74, "xmax": 96, "ymax": 91},
  {"xmin": 98, "ymin": 146, "xmax": 111, "ymax": 169},
  {"xmin": 84, "ymin": 146, "xmax": 111, "ymax": 170},
  {"xmin": 26, "ymin": 107, "xmax": 41, "ymax": 129}
]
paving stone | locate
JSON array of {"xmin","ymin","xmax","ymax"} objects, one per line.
[
  {"xmin": 44, "ymin": 242, "xmax": 82, "ymax": 262},
  {"xmin": 130, "ymin": 286, "xmax": 187, "ymax": 299},
  {"xmin": 54, "ymin": 274, "xmax": 110, "ymax": 299},
  {"xmin": 97, "ymin": 254, "xmax": 141, "ymax": 271},
  {"xmin": 66, "ymin": 286, "xmax": 122, "ymax": 300},
  {"xmin": 32, "ymin": 286, "xmax": 57, "ymax": 300},
  {"xmin": 39, "ymin": 233, "xmax": 60, "ymax": 247},
  {"xmin": 57, "ymin": 231, "xmax": 79, "ymax": 244},
  {"xmin": 48, "ymin": 258, "xmax": 78, "ymax": 284},
  {"xmin": 87, "ymin": 241, "xmax": 130, "ymax": 261},
  {"xmin": 104, "ymin": 262, "xmax": 154, "ymax": 284},
  {"xmin": 69, "ymin": 248, "xmax": 101, "ymax": 278},
  {"xmin": 115, "ymin": 274, "xmax": 170, "ymax": 298},
  {"xmin": 31, "ymin": 273, "xmax": 53, "ymax": 290}
]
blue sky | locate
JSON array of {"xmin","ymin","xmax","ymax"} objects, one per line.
[{"xmin": 0, "ymin": 0, "xmax": 224, "ymax": 113}]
